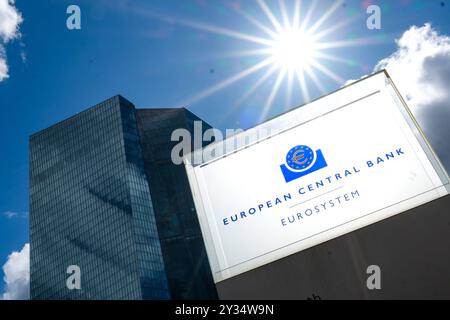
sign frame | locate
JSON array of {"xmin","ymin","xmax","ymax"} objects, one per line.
[{"xmin": 184, "ymin": 70, "xmax": 450, "ymax": 283}]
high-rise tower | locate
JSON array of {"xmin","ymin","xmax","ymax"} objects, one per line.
[{"xmin": 29, "ymin": 96, "xmax": 217, "ymax": 299}]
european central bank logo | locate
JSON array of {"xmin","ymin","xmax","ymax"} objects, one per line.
[{"xmin": 280, "ymin": 145, "xmax": 328, "ymax": 183}]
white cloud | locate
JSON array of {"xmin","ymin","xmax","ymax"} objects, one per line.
[
  {"xmin": 0, "ymin": 45, "xmax": 8, "ymax": 81},
  {"xmin": 2, "ymin": 243, "xmax": 30, "ymax": 300},
  {"xmin": 0, "ymin": 0, "xmax": 22, "ymax": 42},
  {"xmin": 20, "ymin": 50, "xmax": 26, "ymax": 63},
  {"xmin": 0, "ymin": 0, "xmax": 23, "ymax": 82},
  {"xmin": 375, "ymin": 23, "xmax": 450, "ymax": 109},
  {"xmin": 372, "ymin": 23, "xmax": 450, "ymax": 170},
  {"xmin": 2, "ymin": 211, "xmax": 18, "ymax": 219},
  {"xmin": 1, "ymin": 211, "xmax": 28, "ymax": 219}
]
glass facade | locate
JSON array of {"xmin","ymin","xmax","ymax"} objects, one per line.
[
  {"xmin": 30, "ymin": 96, "xmax": 170, "ymax": 299},
  {"xmin": 136, "ymin": 109, "xmax": 218, "ymax": 299}
]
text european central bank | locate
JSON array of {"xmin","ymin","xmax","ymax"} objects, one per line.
[{"xmin": 184, "ymin": 71, "xmax": 450, "ymax": 283}]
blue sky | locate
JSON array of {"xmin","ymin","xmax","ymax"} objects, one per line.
[{"xmin": 1, "ymin": 0, "xmax": 450, "ymax": 296}]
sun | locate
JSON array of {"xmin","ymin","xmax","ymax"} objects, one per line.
[
  {"xmin": 270, "ymin": 28, "xmax": 318, "ymax": 72},
  {"xmin": 151, "ymin": 0, "xmax": 381, "ymax": 122}
]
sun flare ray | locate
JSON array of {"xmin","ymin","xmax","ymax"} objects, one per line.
[
  {"xmin": 279, "ymin": 0, "xmax": 291, "ymax": 29},
  {"xmin": 231, "ymin": 4, "xmax": 278, "ymax": 39},
  {"xmin": 315, "ymin": 36, "xmax": 387, "ymax": 50},
  {"xmin": 300, "ymin": 0, "xmax": 318, "ymax": 32},
  {"xmin": 234, "ymin": 64, "xmax": 279, "ymax": 108},
  {"xmin": 221, "ymin": 63, "xmax": 280, "ymax": 122},
  {"xmin": 314, "ymin": 51, "xmax": 354, "ymax": 65},
  {"xmin": 293, "ymin": 0, "xmax": 302, "ymax": 29},
  {"xmin": 307, "ymin": 0, "xmax": 344, "ymax": 35},
  {"xmin": 296, "ymin": 69, "xmax": 311, "ymax": 103},
  {"xmin": 304, "ymin": 65, "xmax": 327, "ymax": 95},
  {"xmin": 142, "ymin": 10, "xmax": 274, "ymax": 46},
  {"xmin": 259, "ymin": 68, "xmax": 287, "ymax": 122},
  {"xmin": 182, "ymin": 57, "xmax": 275, "ymax": 106},
  {"xmin": 138, "ymin": 0, "xmax": 378, "ymax": 119},
  {"xmin": 311, "ymin": 15, "xmax": 360, "ymax": 42},
  {"xmin": 212, "ymin": 48, "xmax": 273, "ymax": 59},
  {"xmin": 257, "ymin": 0, "xmax": 284, "ymax": 33},
  {"xmin": 310, "ymin": 60, "xmax": 344, "ymax": 84},
  {"xmin": 285, "ymin": 70, "xmax": 294, "ymax": 111}
]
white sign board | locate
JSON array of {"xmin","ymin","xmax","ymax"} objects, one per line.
[{"xmin": 184, "ymin": 70, "xmax": 450, "ymax": 283}]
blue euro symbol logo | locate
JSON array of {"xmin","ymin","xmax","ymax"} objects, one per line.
[{"xmin": 280, "ymin": 145, "xmax": 327, "ymax": 183}]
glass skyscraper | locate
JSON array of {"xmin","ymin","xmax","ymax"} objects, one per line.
[{"xmin": 29, "ymin": 96, "xmax": 217, "ymax": 300}]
